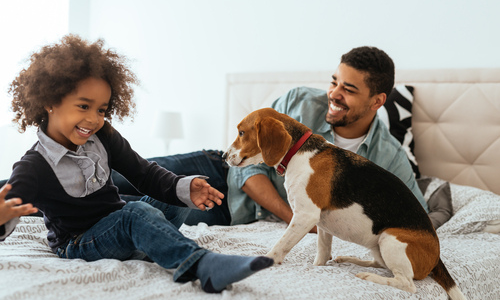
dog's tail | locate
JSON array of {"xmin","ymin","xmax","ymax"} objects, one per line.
[{"xmin": 430, "ymin": 258, "xmax": 467, "ymax": 300}]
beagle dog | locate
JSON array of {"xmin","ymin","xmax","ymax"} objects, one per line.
[{"xmin": 224, "ymin": 108, "xmax": 466, "ymax": 299}]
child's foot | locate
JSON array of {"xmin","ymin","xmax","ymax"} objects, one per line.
[{"xmin": 195, "ymin": 253, "xmax": 274, "ymax": 293}]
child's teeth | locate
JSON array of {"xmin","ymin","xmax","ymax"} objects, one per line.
[{"xmin": 79, "ymin": 127, "xmax": 91, "ymax": 134}]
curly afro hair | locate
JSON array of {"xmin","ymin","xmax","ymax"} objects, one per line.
[
  {"xmin": 340, "ymin": 46, "xmax": 395, "ymax": 97},
  {"xmin": 9, "ymin": 34, "xmax": 138, "ymax": 132}
]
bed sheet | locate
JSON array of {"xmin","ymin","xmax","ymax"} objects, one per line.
[{"xmin": 0, "ymin": 183, "xmax": 499, "ymax": 300}]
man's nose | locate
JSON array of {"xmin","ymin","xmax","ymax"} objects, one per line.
[{"xmin": 328, "ymin": 86, "xmax": 341, "ymax": 100}]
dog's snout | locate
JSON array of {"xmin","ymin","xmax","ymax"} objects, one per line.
[{"xmin": 222, "ymin": 151, "xmax": 228, "ymax": 161}]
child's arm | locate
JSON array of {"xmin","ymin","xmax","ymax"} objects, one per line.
[
  {"xmin": 189, "ymin": 178, "xmax": 224, "ymax": 211},
  {"xmin": 0, "ymin": 183, "xmax": 38, "ymax": 239}
]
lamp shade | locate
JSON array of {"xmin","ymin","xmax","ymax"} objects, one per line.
[{"xmin": 151, "ymin": 111, "xmax": 184, "ymax": 141}]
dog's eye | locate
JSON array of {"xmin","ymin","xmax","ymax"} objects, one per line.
[{"xmin": 239, "ymin": 131, "xmax": 244, "ymax": 137}]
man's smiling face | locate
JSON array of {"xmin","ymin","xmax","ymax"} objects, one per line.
[{"xmin": 325, "ymin": 63, "xmax": 383, "ymax": 137}]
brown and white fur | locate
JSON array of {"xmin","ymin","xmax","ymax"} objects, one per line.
[{"xmin": 224, "ymin": 108, "xmax": 466, "ymax": 299}]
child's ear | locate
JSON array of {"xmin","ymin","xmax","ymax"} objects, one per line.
[{"xmin": 44, "ymin": 106, "xmax": 53, "ymax": 114}]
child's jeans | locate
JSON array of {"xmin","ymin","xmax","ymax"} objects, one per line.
[{"xmin": 56, "ymin": 196, "xmax": 209, "ymax": 282}]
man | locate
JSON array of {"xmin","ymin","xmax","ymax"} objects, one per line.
[
  {"xmin": 104, "ymin": 46, "xmax": 428, "ymax": 228},
  {"xmin": 226, "ymin": 46, "xmax": 427, "ymax": 229}
]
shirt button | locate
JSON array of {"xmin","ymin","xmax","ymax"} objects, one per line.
[
  {"xmin": 257, "ymin": 212, "xmax": 262, "ymax": 217},
  {"xmin": 92, "ymin": 178, "xmax": 97, "ymax": 183}
]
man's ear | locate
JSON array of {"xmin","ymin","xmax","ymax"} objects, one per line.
[
  {"xmin": 256, "ymin": 117, "xmax": 292, "ymax": 167},
  {"xmin": 371, "ymin": 93, "xmax": 387, "ymax": 111}
]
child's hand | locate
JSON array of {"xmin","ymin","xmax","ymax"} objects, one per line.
[
  {"xmin": 190, "ymin": 178, "xmax": 224, "ymax": 211},
  {"xmin": 0, "ymin": 183, "xmax": 38, "ymax": 226}
]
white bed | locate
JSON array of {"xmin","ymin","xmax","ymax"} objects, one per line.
[{"xmin": 1, "ymin": 69, "xmax": 500, "ymax": 299}]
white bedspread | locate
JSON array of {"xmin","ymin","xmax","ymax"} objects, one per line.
[{"xmin": 1, "ymin": 183, "xmax": 499, "ymax": 300}]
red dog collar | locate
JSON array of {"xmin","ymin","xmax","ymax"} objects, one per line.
[{"xmin": 276, "ymin": 131, "xmax": 313, "ymax": 176}]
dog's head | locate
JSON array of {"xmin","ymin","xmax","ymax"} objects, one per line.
[{"xmin": 224, "ymin": 108, "xmax": 292, "ymax": 168}]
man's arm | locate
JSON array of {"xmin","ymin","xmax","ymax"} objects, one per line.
[
  {"xmin": 241, "ymin": 174, "xmax": 317, "ymax": 233},
  {"xmin": 241, "ymin": 174, "xmax": 293, "ymax": 223},
  {"xmin": 386, "ymin": 153, "xmax": 428, "ymax": 212}
]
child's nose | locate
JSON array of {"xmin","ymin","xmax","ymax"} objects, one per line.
[{"xmin": 86, "ymin": 111, "xmax": 100, "ymax": 124}]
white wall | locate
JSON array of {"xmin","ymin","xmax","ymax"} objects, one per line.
[
  {"xmin": 0, "ymin": 0, "xmax": 68, "ymax": 179},
  {"xmin": 1, "ymin": 0, "xmax": 500, "ymax": 179}
]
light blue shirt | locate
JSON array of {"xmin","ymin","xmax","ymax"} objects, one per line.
[
  {"xmin": 36, "ymin": 130, "xmax": 110, "ymax": 198},
  {"xmin": 227, "ymin": 86, "xmax": 427, "ymax": 225}
]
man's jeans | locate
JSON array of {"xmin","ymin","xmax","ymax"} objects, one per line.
[
  {"xmin": 112, "ymin": 150, "xmax": 231, "ymax": 226},
  {"xmin": 56, "ymin": 196, "xmax": 209, "ymax": 282}
]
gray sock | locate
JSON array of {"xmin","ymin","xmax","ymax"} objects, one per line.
[{"xmin": 195, "ymin": 253, "xmax": 274, "ymax": 293}]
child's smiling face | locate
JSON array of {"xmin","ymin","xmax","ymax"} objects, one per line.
[{"xmin": 45, "ymin": 77, "xmax": 111, "ymax": 151}]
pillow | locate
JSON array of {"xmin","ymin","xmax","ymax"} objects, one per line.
[
  {"xmin": 437, "ymin": 182, "xmax": 500, "ymax": 234},
  {"xmin": 378, "ymin": 85, "xmax": 420, "ymax": 178},
  {"xmin": 417, "ymin": 176, "xmax": 453, "ymax": 229}
]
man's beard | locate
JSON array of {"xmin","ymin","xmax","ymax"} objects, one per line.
[
  {"xmin": 327, "ymin": 115, "xmax": 349, "ymax": 127},
  {"xmin": 325, "ymin": 101, "xmax": 371, "ymax": 128}
]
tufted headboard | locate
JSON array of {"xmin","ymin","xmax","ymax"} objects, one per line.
[{"xmin": 224, "ymin": 69, "xmax": 500, "ymax": 195}]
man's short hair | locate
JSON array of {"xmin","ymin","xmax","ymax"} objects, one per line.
[{"xmin": 340, "ymin": 46, "xmax": 395, "ymax": 97}]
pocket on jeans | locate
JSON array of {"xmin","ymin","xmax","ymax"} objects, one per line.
[{"xmin": 66, "ymin": 236, "xmax": 104, "ymax": 262}]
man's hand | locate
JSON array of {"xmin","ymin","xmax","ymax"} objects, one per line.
[
  {"xmin": 242, "ymin": 174, "xmax": 317, "ymax": 233},
  {"xmin": 190, "ymin": 178, "xmax": 224, "ymax": 211},
  {"xmin": 0, "ymin": 183, "xmax": 38, "ymax": 226}
]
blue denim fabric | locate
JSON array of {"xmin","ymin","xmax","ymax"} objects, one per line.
[
  {"xmin": 112, "ymin": 150, "xmax": 231, "ymax": 226},
  {"xmin": 56, "ymin": 196, "xmax": 209, "ymax": 282}
]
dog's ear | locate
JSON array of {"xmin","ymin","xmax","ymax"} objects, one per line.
[{"xmin": 256, "ymin": 117, "xmax": 292, "ymax": 166}]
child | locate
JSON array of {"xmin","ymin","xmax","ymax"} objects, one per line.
[
  {"xmin": 0, "ymin": 183, "xmax": 38, "ymax": 240},
  {"xmin": 5, "ymin": 34, "xmax": 273, "ymax": 293}
]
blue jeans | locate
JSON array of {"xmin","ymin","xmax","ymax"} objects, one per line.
[
  {"xmin": 56, "ymin": 196, "xmax": 209, "ymax": 282},
  {"xmin": 112, "ymin": 150, "xmax": 231, "ymax": 226}
]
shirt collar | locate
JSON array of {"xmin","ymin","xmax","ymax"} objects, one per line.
[
  {"xmin": 36, "ymin": 130, "xmax": 96, "ymax": 166},
  {"xmin": 361, "ymin": 114, "xmax": 382, "ymax": 149},
  {"xmin": 318, "ymin": 119, "xmax": 332, "ymax": 135},
  {"xmin": 329, "ymin": 114, "xmax": 381, "ymax": 151}
]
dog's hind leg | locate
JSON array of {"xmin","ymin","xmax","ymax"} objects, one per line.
[
  {"xmin": 313, "ymin": 227, "xmax": 333, "ymax": 266},
  {"xmin": 266, "ymin": 202, "xmax": 321, "ymax": 264},
  {"xmin": 335, "ymin": 246, "xmax": 385, "ymax": 268},
  {"xmin": 355, "ymin": 232, "xmax": 417, "ymax": 293},
  {"xmin": 335, "ymin": 249, "xmax": 384, "ymax": 268}
]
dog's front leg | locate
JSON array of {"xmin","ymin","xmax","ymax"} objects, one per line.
[
  {"xmin": 267, "ymin": 206, "xmax": 321, "ymax": 264},
  {"xmin": 313, "ymin": 227, "xmax": 332, "ymax": 266}
]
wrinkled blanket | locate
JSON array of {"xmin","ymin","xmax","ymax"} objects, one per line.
[{"xmin": 1, "ymin": 182, "xmax": 499, "ymax": 300}]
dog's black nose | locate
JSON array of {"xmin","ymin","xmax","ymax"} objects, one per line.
[{"xmin": 221, "ymin": 152, "xmax": 228, "ymax": 161}]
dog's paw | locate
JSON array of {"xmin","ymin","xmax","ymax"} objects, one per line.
[
  {"xmin": 313, "ymin": 255, "xmax": 332, "ymax": 266},
  {"xmin": 355, "ymin": 272, "xmax": 416, "ymax": 293},
  {"xmin": 313, "ymin": 259, "xmax": 325, "ymax": 266},
  {"xmin": 355, "ymin": 272, "xmax": 372, "ymax": 280},
  {"xmin": 265, "ymin": 252, "xmax": 283, "ymax": 264},
  {"xmin": 334, "ymin": 256, "xmax": 352, "ymax": 263}
]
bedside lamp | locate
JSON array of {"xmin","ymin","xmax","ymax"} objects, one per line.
[{"xmin": 152, "ymin": 111, "xmax": 184, "ymax": 154}]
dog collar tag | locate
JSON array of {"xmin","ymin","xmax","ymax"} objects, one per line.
[{"xmin": 276, "ymin": 131, "xmax": 313, "ymax": 176}]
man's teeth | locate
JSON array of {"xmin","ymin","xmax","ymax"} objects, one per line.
[{"xmin": 330, "ymin": 103, "xmax": 344, "ymax": 111}]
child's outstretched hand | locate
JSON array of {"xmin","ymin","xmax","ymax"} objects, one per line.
[
  {"xmin": 0, "ymin": 183, "xmax": 38, "ymax": 226},
  {"xmin": 190, "ymin": 178, "xmax": 224, "ymax": 211}
]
